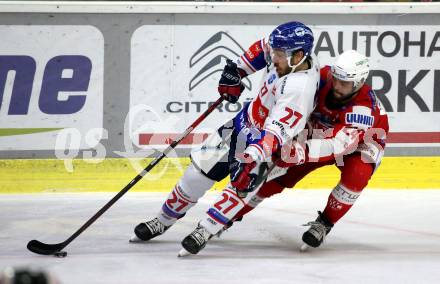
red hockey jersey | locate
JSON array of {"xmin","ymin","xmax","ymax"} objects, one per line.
[{"xmin": 306, "ymin": 66, "xmax": 389, "ymax": 168}]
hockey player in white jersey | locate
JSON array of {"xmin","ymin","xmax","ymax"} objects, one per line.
[{"xmin": 130, "ymin": 22, "xmax": 320, "ymax": 248}]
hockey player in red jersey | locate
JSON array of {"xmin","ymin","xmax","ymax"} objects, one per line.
[
  {"xmin": 227, "ymin": 49, "xmax": 390, "ymax": 250},
  {"xmin": 130, "ymin": 22, "xmax": 321, "ymax": 247}
]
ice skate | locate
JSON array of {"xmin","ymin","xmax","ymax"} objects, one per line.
[
  {"xmin": 129, "ymin": 218, "xmax": 170, "ymax": 242},
  {"xmin": 177, "ymin": 247, "xmax": 191, "ymax": 257},
  {"xmin": 301, "ymin": 211, "xmax": 334, "ymax": 248},
  {"xmin": 177, "ymin": 217, "xmax": 242, "ymax": 256},
  {"xmin": 179, "ymin": 224, "xmax": 213, "ymax": 255}
]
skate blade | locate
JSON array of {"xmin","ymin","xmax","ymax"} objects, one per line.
[
  {"xmin": 177, "ymin": 248, "xmax": 192, "ymax": 257},
  {"xmin": 129, "ymin": 235, "xmax": 143, "ymax": 243},
  {"xmin": 300, "ymin": 243, "xmax": 309, "ymax": 252}
]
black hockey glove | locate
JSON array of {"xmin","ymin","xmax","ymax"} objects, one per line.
[{"xmin": 218, "ymin": 59, "xmax": 245, "ymax": 103}]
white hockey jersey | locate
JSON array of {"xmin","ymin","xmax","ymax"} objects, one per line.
[{"xmin": 236, "ymin": 38, "xmax": 320, "ymax": 158}]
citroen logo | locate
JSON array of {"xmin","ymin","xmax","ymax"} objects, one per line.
[{"xmin": 189, "ymin": 32, "xmax": 252, "ymax": 91}]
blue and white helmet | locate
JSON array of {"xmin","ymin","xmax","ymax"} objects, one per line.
[{"xmin": 268, "ymin": 21, "xmax": 314, "ymax": 71}]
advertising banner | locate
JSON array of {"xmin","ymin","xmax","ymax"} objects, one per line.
[
  {"xmin": 0, "ymin": 25, "xmax": 104, "ymax": 150},
  {"xmin": 130, "ymin": 24, "xmax": 440, "ymax": 148}
]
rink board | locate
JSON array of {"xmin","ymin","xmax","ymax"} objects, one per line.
[
  {"xmin": 0, "ymin": 2, "xmax": 439, "ymax": 159},
  {"xmin": 0, "ymin": 157, "xmax": 439, "ymax": 193}
]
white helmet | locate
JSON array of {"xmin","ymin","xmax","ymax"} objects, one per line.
[{"xmin": 331, "ymin": 50, "xmax": 369, "ymax": 92}]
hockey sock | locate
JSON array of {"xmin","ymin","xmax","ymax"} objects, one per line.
[
  {"xmin": 201, "ymin": 187, "xmax": 245, "ymax": 235},
  {"xmin": 232, "ymin": 193, "xmax": 265, "ymax": 220},
  {"xmin": 322, "ymin": 183, "xmax": 362, "ymax": 224},
  {"xmin": 157, "ymin": 163, "xmax": 215, "ymax": 226},
  {"xmin": 200, "ymin": 187, "xmax": 265, "ymax": 235}
]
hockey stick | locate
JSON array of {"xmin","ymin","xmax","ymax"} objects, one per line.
[{"xmin": 27, "ymin": 97, "xmax": 225, "ymax": 257}]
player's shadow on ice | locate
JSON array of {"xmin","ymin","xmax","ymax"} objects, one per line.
[{"xmin": 183, "ymin": 235, "xmax": 385, "ymax": 259}]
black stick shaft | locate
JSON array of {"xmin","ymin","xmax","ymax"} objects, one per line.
[{"xmin": 60, "ymin": 97, "xmax": 224, "ymax": 248}]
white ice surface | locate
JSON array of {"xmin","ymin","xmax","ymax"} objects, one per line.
[{"xmin": 1, "ymin": 190, "xmax": 440, "ymax": 284}]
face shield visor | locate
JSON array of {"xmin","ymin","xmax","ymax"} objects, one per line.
[{"xmin": 269, "ymin": 47, "xmax": 308, "ymax": 73}]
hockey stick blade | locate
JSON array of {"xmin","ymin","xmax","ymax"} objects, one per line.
[{"xmin": 27, "ymin": 240, "xmax": 66, "ymax": 255}]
